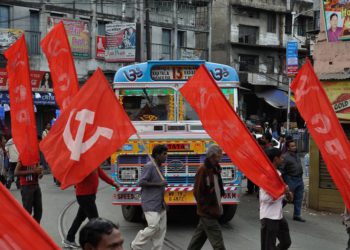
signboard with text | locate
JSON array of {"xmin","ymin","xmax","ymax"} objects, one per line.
[
  {"xmin": 286, "ymin": 40, "xmax": 298, "ymax": 77},
  {"xmin": 105, "ymin": 22, "xmax": 136, "ymax": 62},
  {"xmin": 96, "ymin": 35, "xmax": 106, "ymax": 60},
  {"xmin": 47, "ymin": 17, "xmax": 90, "ymax": 58},
  {"xmin": 323, "ymin": 80, "xmax": 350, "ymax": 120},
  {"xmin": 323, "ymin": 0, "xmax": 350, "ymax": 42}
]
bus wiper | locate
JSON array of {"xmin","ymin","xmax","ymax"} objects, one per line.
[{"xmin": 142, "ymin": 88, "xmax": 154, "ymax": 107}]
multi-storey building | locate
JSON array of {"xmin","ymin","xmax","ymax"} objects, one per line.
[
  {"xmin": 212, "ymin": 0, "xmax": 315, "ymax": 125},
  {"xmin": 0, "ymin": 0, "xmax": 211, "ymax": 132}
]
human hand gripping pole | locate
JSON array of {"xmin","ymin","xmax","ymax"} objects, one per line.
[{"xmin": 135, "ymin": 133, "xmax": 165, "ymax": 181}]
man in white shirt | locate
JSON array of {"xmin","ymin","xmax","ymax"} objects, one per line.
[{"xmin": 260, "ymin": 148, "xmax": 293, "ymax": 250}]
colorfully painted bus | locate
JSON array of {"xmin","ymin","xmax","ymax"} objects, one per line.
[{"xmin": 111, "ymin": 60, "xmax": 242, "ymax": 223}]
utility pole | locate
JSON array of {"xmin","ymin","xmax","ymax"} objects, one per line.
[
  {"xmin": 145, "ymin": 0, "xmax": 151, "ymax": 60},
  {"xmin": 139, "ymin": 0, "xmax": 145, "ymax": 62},
  {"xmin": 91, "ymin": 0, "xmax": 97, "ymax": 59},
  {"xmin": 173, "ymin": 0, "xmax": 177, "ymax": 60},
  {"xmin": 208, "ymin": 0, "xmax": 212, "ymax": 61}
]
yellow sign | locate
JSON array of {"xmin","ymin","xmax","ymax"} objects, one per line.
[
  {"xmin": 164, "ymin": 191, "xmax": 195, "ymax": 204},
  {"xmin": 323, "ymin": 81, "xmax": 350, "ymax": 120}
]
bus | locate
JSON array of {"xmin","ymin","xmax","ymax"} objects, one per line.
[{"xmin": 111, "ymin": 60, "xmax": 242, "ymax": 223}]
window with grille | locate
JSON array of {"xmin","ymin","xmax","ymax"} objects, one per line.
[
  {"xmin": 0, "ymin": 6, "xmax": 9, "ymax": 28},
  {"xmin": 239, "ymin": 54, "xmax": 259, "ymax": 72},
  {"xmin": 267, "ymin": 13, "xmax": 276, "ymax": 33},
  {"xmin": 238, "ymin": 25, "xmax": 259, "ymax": 45}
]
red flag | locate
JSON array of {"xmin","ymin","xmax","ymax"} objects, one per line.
[
  {"xmin": 4, "ymin": 35, "xmax": 39, "ymax": 166},
  {"xmin": 40, "ymin": 68, "xmax": 136, "ymax": 189},
  {"xmin": 180, "ymin": 65, "xmax": 285, "ymax": 199},
  {"xmin": 291, "ymin": 59, "xmax": 350, "ymax": 210},
  {"xmin": 41, "ymin": 21, "xmax": 79, "ymax": 110},
  {"xmin": 0, "ymin": 183, "xmax": 60, "ymax": 249}
]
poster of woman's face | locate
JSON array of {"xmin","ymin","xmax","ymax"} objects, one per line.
[{"xmin": 40, "ymin": 72, "xmax": 53, "ymax": 91}]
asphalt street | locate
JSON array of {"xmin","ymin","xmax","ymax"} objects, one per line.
[{"xmin": 8, "ymin": 172, "xmax": 348, "ymax": 250}]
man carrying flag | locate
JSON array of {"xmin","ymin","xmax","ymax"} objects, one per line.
[{"xmin": 40, "ymin": 68, "xmax": 136, "ymax": 248}]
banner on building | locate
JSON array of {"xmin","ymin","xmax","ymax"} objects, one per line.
[
  {"xmin": 47, "ymin": 17, "xmax": 90, "ymax": 58},
  {"xmin": 0, "ymin": 68, "xmax": 53, "ymax": 92},
  {"xmin": 323, "ymin": 0, "xmax": 350, "ymax": 42},
  {"xmin": 105, "ymin": 22, "xmax": 136, "ymax": 62},
  {"xmin": 0, "ymin": 28, "xmax": 23, "ymax": 49},
  {"xmin": 96, "ymin": 35, "xmax": 106, "ymax": 60},
  {"xmin": 322, "ymin": 80, "xmax": 350, "ymax": 120}
]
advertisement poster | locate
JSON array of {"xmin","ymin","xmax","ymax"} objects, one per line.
[
  {"xmin": 323, "ymin": 81, "xmax": 350, "ymax": 120},
  {"xmin": 47, "ymin": 17, "xmax": 90, "ymax": 58},
  {"xmin": 0, "ymin": 28, "xmax": 23, "ymax": 49},
  {"xmin": 105, "ymin": 22, "xmax": 136, "ymax": 62},
  {"xmin": 323, "ymin": 0, "xmax": 350, "ymax": 42},
  {"xmin": 286, "ymin": 40, "xmax": 299, "ymax": 76},
  {"xmin": 0, "ymin": 68, "xmax": 53, "ymax": 92},
  {"xmin": 96, "ymin": 35, "xmax": 106, "ymax": 60}
]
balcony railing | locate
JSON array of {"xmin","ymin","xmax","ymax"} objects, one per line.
[{"xmin": 25, "ymin": 30, "xmax": 41, "ymax": 56}]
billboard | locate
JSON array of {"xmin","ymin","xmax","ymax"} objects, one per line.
[
  {"xmin": 0, "ymin": 68, "xmax": 53, "ymax": 92},
  {"xmin": 47, "ymin": 17, "xmax": 90, "ymax": 58},
  {"xmin": 286, "ymin": 40, "xmax": 298, "ymax": 76},
  {"xmin": 323, "ymin": 80, "xmax": 350, "ymax": 120},
  {"xmin": 0, "ymin": 28, "xmax": 23, "ymax": 49},
  {"xmin": 323, "ymin": 0, "xmax": 350, "ymax": 42},
  {"xmin": 96, "ymin": 35, "xmax": 106, "ymax": 60},
  {"xmin": 105, "ymin": 22, "xmax": 136, "ymax": 62}
]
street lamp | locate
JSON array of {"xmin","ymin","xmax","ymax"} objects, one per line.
[{"xmin": 286, "ymin": 9, "xmax": 314, "ymax": 134}]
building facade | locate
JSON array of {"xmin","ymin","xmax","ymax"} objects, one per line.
[
  {"xmin": 0, "ymin": 0, "xmax": 211, "ymax": 133},
  {"xmin": 212, "ymin": 0, "xmax": 315, "ymax": 127}
]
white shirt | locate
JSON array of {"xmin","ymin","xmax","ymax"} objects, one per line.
[
  {"xmin": 5, "ymin": 139, "xmax": 19, "ymax": 163},
  {"xmin": 259, "ymin": 171, "xmax": 285, "ymax": 220}
]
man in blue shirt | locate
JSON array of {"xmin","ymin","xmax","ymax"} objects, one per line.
[{"xmin": 131, "ymin": 145, "xmax": 168, "ymax": 250}]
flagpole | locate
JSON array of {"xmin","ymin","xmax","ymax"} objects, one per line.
[
  {"xmin": 135, "ymin": 133, "xmax": 165, "ymax": 181},
  {"xmin": 287, "ymin": 78, "xmax": 291, "ymax": 134}
]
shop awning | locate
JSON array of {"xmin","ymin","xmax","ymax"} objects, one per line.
[{"xmin": 256, "ymin": 89, "xmax": 295, "ymax": 109}]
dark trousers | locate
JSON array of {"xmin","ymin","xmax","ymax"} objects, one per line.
[
  {"xmin": 66, "ymin": 194, "xmax": 98, "ymax": 242},
  {"xmin": 6, "ymin": 162, "xmax": 20, "ymax": 189},
  {"xmin": 261, "ymin": 218, "xmax": 291, "ymax": 250},
  {"xmin": 284, "ymin": 175, "xmax": 304, "ymax": 217},
  {"xmin": 187, "ymin": 217, "xmax": 226, "ymax": 250},
  {"xmin": 21, "ymin": 184, "xmax": 42, "ymax": 223},
  {"xmin": 247, "ymin": 179, "xmax": 259, "ymax": 193}
]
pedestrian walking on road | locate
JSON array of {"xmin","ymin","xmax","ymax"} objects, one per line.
[
  {"xmin": 131, "ymin": 144, "xmax": 168, "ymax": 250},
  {"xmin": 260, "ymin": 148, "xmax": 292, "ymax": 250},
  {"xmin": 279, "ymin": 140, "xmax": 306, "ymax": 222},
  {"xmin": 64, "ymin": 167, "xmax": 120, "ymax": 249},
  {"xmin": 5, "ymin": 138, "xmax": 20, "ymax": 189},
  {"xmin": 187, "ymin": 145, "xmax": 226, "ymax": 250},
  {"xmin": 79, "ymin": 217, "xmax": 124, "ymax": 250},
  {"xmin": 343, "ymin": 208, "xmax": 350, "ymax": 250},
  {"xmin": 14, "ymin": 161, "xmax": 43, "ymax": 223}
]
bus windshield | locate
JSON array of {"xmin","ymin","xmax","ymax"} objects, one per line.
[
  {"xmin": 120, "ymin": 88, "xmax": 175, "ymax": 121},
  {"xmin": 180, "ymin": 88, "xmax": 236, "ymax": 121}
]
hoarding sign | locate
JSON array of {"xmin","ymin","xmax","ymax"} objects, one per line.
[
  {"xmin": 323, "ymin": 0, "xmax": 350, "ymax": 42},
  {"xmin": 105, "ymin": 22, "xmax": 136, "ymax": 62},
  {"xmin": 286, "ymin": 40, "xmax": 298, "ymax": 77},
  {"xmin": 0, "ymin": 68, "xmax": 53, "ymax": 92},
  {"xmin": 323, "ymin": 80, "xmax": 350, "ymax": 120},
  {"xmin": 47, "ymin": 17, "xmax": 90, "ymax": 58},
  {"xmin": 96, "ymin": 35, "xmax": 106, "ymax": 60},
  {"xmin": 0, "ymin": 28, "xmax": 23, "ymax": 48}
]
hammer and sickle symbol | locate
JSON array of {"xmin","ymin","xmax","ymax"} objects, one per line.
[{"xmin": 63, "ymin": 109, "xmax": 113, "ymax": 161}]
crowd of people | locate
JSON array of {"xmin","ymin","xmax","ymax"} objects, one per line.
[{"xmin": 1, "ymin": 126, "xmax": 350, "ymax": 250}]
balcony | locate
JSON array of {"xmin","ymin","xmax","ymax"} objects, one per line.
[{"xmin": 25, "ymin": 30, "xmax": 41, "ymax": 56}]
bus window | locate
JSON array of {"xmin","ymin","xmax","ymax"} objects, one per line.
[
  {"xmin": 120, "ymin": 88, "xmax": 175, "ymax": 121},
  {"xmin": 179, "ymin": 88, "xmax": 235, "ymax": 121}
]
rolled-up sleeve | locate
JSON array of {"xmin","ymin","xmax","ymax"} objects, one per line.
[{"xmin": 139, "ymin": 164, "xmax": 152, "ymax": 186}]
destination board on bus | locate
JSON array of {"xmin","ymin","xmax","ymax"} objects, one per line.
[{"xmin": 151, "ymin": 66, "xmax": 198, "ymax": 81}]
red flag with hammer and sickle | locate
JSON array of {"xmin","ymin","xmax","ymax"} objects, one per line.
[
  {"xmin": 180, "ymin": 65, "xmax": 285, "ymax": 199},
  {"xmin": 4, "ymin": 35, "xmax": 39, "ymax": 166},
  {"xmin": 291, "ymin": 59, "xmax": 350, "ymax": 210},
  {"xmin": 41, "ymin": 21, "xmax": 79, "ymax": 110},
  {"xmin": 39, "ymin": 68, "xmax": 136, "ymax": 189}
]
